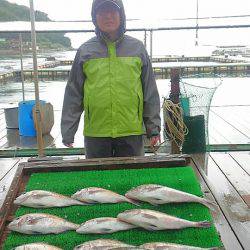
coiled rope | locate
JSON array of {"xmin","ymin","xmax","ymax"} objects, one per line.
[{"xmin": 163, "ymin": 98, "xmax": 188, "ymax": 148}]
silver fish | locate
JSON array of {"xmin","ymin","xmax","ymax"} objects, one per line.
[
  {"xmin": 110, "ymin": 248, "xmax": 145, "ymax": 250},
  {"xmin": 73, "ymin": 239, "xmax": 135, "ymax": 250},
  {"xmin": 125, "ymin": 184, "xmax": 217, "ymax": 210},
  {"xmin": 14, "ymin": 243, "xmax": 62, "ymax": 250},
  {"xmin": 141, "ymin": 242, "xmax": 218, "ymax": 249},
  {"xmin": 117, "ymin": 209, "xmax": 211, "ymax": 231},
  {"xmin": 76, "ymin": 217, "xmax": 137, "ymax": 234},
  {"xmin": 8, "ymin": 213, "xmax": 79, "ymax": 234},
  {"xmin": 14, "ymin": 190, "xmax": 87, "ymax": 208},
  {"xmin": 72, "ymin": 187, "xmax": 138, "ymax": 205}
]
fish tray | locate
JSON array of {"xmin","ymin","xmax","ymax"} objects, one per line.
[{"xmin": 0, "ymin": 155, "xmax": 222, "ymax": 249}]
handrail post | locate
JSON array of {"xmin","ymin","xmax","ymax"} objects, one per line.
[{"xmin": 29, "ymin": 0, "xmax": 45, "ymax": 158}]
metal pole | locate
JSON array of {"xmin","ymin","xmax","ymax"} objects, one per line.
[
  {"xmin": 19, "ymin": 33, "xmax": 25, "ymax": 101},
  {"xmin": 144, "ymin": 30, "xmax": 147, "ymax": 49},
  {"xmin": 29, "ymin": 0, "xmax": 45, "ymax": 157},
  {"xmin": 150, "ymin": 29, "xmax": 153, "ymax": 61},
  {"xmin": 195, "ymin": 0, "xmax": 199, "ymax": 46}
]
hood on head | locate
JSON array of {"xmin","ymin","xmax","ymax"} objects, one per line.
[{"xmin": 91, "ymin": 0, "xmax": 126, "ymax": 38}]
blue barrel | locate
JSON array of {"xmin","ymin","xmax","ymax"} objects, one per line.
[{"xmin": 18, "ymin": 100, "xmax": 45, "ymax": 137}]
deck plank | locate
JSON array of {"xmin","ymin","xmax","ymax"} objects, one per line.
[
  {"xmin": 0, "ymin": 158, "xmax": 20, "ymax": 180},
  {"xmin": 0, "ymin": 137, "xmax": 7, "ymax": 149},
  {"xmin": 190, "ymin": 155, "xmax": 243, "ymax": 250},
  {"xmin": 0, "ymin": 158, "xmax": 20, "ymax": 208},
  {"xmin": 211, "ymin": 152, "xmax": 250, "ymax": 207},
  {"xmin": 208, "ymin": 123, "xmax": 231, "ymax": 144},
  {"xmin": 192, "ymin": 153, "xmax": 250, "ymax": 250},
  {"xmin": 0, "ymin": 164, "xmax": 18, "ymax": 208},
  {"xmin": 229, "ymin": 152, "xmax": 250, "ymax": 175},
  {"xmin": 209, "ymin": 110, "xmax": 249, "ymax": 144},
  {"xmin": 212, "ymin": 107, "xmax": 250, "ymax": 141}
]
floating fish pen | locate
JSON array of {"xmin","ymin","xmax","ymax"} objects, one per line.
[
  {"xmin": 1, "ymin": 62, "xmax": 250, "ymax": 84},
  {"xmin": 0, "ymin": 155, "xmax": 224, "ymax": 249},
  {"xmin": 152, "ymin": 56, "xmax": 246, "ymax": 63}
]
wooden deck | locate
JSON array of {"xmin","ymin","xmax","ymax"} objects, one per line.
[
  {"xmin": 0, "ymin": 153, "xmax": 249, "ymax": 249},
  {"xmin": 1, "ymin": 105, "xmax": 249, "ymax": 151}
]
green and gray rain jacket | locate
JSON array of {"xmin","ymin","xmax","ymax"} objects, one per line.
[{"xmin": 61, "ymin": 0, "xmax": 161, "ymax": 144}]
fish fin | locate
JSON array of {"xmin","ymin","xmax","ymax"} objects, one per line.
[
  {"xmin": 34, "ymin": 204, "xmax": 47, "ymax": 208},
  {"xmin": 78, "ymin": 202, "xmax": 91, "ymax": 206},
  {"xmin": 84, "ymin": 199, "xmax": 99, "ymax": 204},
  {"xmin": 31, "ymin": 231, "xmax": 42, "ymax": 234},
  {"xmin": 100, "ymin": 228, "xmax": 113, "ymax": 233},
  {"xmin": 196, "ymin": 221, "xmax": 211, "ymax": 228},
  {"xmin": 142, "ymin": 222, "xmax": 159, "ymax": 231},
  {"xmin": 148, "ymin": 201, "xmax": 159, "ymax": 206},
  {"xmin": 147, "ymin": 197, "xmax": 164, "ymax": 206}
]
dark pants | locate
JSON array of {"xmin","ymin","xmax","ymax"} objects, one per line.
[{"xmin": 84, "ymin": 135, "xmax": 144, "ymax": 159}]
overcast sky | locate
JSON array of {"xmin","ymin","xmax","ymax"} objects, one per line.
[{"xmin": 6, "ymin": 0, "xmax": 250, "ymax": 21}]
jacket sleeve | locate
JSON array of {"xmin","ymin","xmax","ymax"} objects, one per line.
[
  {"xmin": 141, "ymin": 46, "xmax": 161, "ymax": 137},
  {"xmin": 61, "ymin": 49, "xmax": 85, "ymax": 144}
]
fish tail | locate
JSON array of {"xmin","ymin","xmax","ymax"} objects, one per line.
[
  {"xmin": 125, "ymin": 197, "xmax": 140, "ymax": 206},
  {"xmin": 209, "ymin": 247, "xmax": 225, "ymax": 250},
  {"xmin": 70, "ymin": 223, "xmax": 80, "ymax": 230},
  {"xmin": 196, "ymin": 220, "xmax": 211, "ymax": 228},
  {"xmin": 202, "ymin": 198, "xmax": 219, "ymax": 211}
]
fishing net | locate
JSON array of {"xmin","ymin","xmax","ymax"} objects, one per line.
[
  {"xmin": 180, "ymin": 77, "xmax": 223, "ymax": 145},
  {"xmin": 163, "ymin": 76, "xmax": 222, "ymax": 152}
]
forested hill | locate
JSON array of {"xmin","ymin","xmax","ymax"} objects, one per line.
[{"xmin": 0, "ymin": 0, "xmax": 71, "ymax": 49}]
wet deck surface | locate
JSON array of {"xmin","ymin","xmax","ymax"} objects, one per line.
[
  {"xmin": 0, "ymin": 152, "xmax": 249, "ymax": 249},
  {"xmin": 1, "ymin": 105, "xmax": 250, "ymax": 149},
  {"xmin": 191, "ymin": 152, "xmax": 250, "ymax": 250}
]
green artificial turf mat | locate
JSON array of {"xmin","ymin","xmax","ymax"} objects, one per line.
[{"xmin": 3, "ymin": 166, "xmax": 223, "ymax": 249}]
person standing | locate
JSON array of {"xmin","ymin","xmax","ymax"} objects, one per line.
[{"xmin": 61, "ymin": 0, "xmax": 161, "ymax": 158}]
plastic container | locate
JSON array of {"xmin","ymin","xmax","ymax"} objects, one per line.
[
  {"xmin": 18, "ymin": 100, "xmax": 45, "ymax": 137},
  {"xmin": 182, "ymin": 115, "xmax": 206, "ymax": 153},
  {"xmin": 4, "ymin": 107, "xmax": 19, "ymax": 129}
]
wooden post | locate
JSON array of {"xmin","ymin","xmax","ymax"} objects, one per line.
[{"xmin": 170, "ymin": 68, "xmax": 181, "ymax": 154}]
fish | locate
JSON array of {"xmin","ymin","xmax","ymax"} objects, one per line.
[
  {"xmin": 125, "ymin": 184, "xmax": 217, "ymax": 210},
  {"xmin": 8, "ymin": 213, "xmax": 79, "ymax": 234},
  {"xmin": 141, "ymin": 242, "xmax": 218, "ymax": 249},
  {"xmin": 73, "ymin": 239, "xmax": 135, "ymax": 250},
  {"xmin": 117, "ymin": 209, "xmax": 211, "ymax": 231},
  {"xmin": 72, "ymin": 187, "xmax": 138, "ymax": 205},
  {"xmin": 14, "ymin": 243, "xmax": 62, "ymax": 250},
  {"xmin": 76, "ymin": 217, "xmax": 137, "ymax": 234},
  {"xmin": 110, "ymin": 248, "xmax": 145, "ymax": 250},
  {"xmin": 14, "ymin": 190, "xmax": 87, "ymax": 208}
]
